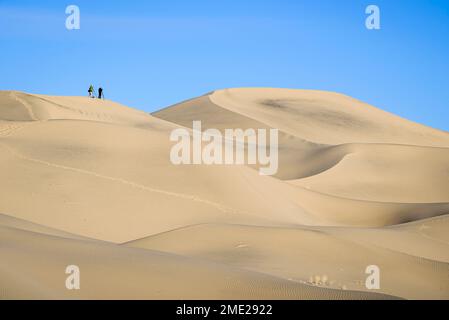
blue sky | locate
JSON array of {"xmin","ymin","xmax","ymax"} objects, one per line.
[{"xmin": 0, "ymin": 0, "xmax": 448, "ymax": 131}]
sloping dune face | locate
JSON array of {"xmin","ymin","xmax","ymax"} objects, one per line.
[
  {"xmin": 1, "ymin": 89, "xmax": 449, "ymax": 299},
  {"xmin": 154, "ymin": 89, "xmax": 449, "ymax": 225}
]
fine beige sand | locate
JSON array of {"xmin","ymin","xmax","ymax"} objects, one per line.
[{"xmin": 1, "ymin": 88, "xmax": 448, "ymax": 299}]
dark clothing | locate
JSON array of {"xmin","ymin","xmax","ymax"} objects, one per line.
[{"xmin": 98, "ymin": 88, "xmax": 103, "ymax": 99}]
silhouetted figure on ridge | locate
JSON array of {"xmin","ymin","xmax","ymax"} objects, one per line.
[{"xmin": 88, "ymin": 85, "xmax": 95, "ymax": 98}]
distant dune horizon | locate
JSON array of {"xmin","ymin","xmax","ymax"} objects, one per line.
[{"xmin": 1, "ymin": 88, "xmax": 449, "ymax": 299}]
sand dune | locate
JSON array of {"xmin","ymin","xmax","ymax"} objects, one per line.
[
  {"xmin": 288, "ymin": 143, "xmax": 449, "ymax": 203},
  {"xmin": 154, "ymin": 89, "xmax": 449, "ymax": 227},
  {"xmin": 1, "ymin": 225, "xmax": 396, "ymax": 300},
  {"xmin": 125, "ymin": 220, "xmax": 449, "ymax": 300},
  {"xmin": 209, "ymin": 88, "xmax": 449, "ymax": 147},
  {"xmin": 1, "ymin": 88, "xmax": 449, "ymax": 299}
]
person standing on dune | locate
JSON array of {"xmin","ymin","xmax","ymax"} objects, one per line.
[
  {"xmin": 88, "ymin": 84, "xmax": 95, "ymax": 98},
  {"xmin": 98, "ymin": 87, "xmax": 104, "ymax": 100}
]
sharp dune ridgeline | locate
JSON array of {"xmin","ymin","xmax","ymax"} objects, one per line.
[{"xmin": 1, "ymin": 88, "xmax": 449, "ymax": 299}]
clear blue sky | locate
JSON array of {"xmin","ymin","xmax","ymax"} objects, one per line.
[{"xmin": 1, "ymin": 0, "xmax": 448, "ymax": 131}]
